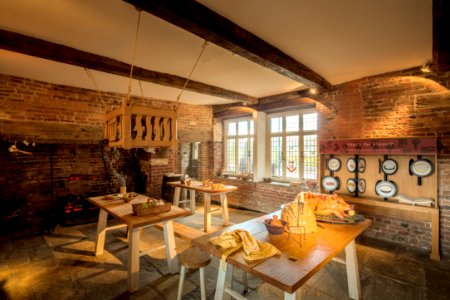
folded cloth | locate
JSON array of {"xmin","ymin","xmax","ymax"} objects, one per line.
[{"xmin": 209, "ymin": 229, "xmax": 280, "ymax": 269}]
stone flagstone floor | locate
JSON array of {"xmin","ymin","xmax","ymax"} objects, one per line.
[{"xmin": 1, "ymin": 204, "xmax": 450, "ymax": 300}]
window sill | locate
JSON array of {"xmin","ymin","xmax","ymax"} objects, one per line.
[
  {"xmin": 215, "ymin": 176, "xmax": 317, "ymax": 190},
  {"xmin": 217, "ymin": 175, "xmax": 253, "ymax": 182},
  {"xmin": 268, "ymin": 181, "xmax": 290, "ymax": 187},
  {"xmin": 263, "ymin": 179, "xmax": 318, "ymax": 190}
]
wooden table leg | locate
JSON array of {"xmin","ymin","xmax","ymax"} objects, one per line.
[
  {"xmin": 219, "ymin": 193, "xmax": 230, "ymax": 226},
  {"xmin": 431, "ymin": 209, "xmax": 440, "ymax": 260},
  {"xmin": 189, "ymin": 190, "xmax": 196, "ymax": 214},
  {"xmin": 173, "ymin": 187, "xmax": 181, "ymax": 207},
  {"xmin": 204, "ymin": 194, "xmax": 212, "ymax": 232},
  {"xmin": 214, "ymin": 260, "xmax": 233, "ymax": 300},
  {"xmin": 163, "ymin": 220, "xmax": 179, "ymax": 274},
  {"xmin": 128, "ymin": 227, "xmax": 140, "ymax": 292},
  {"xmin": 284, "ymin": 290, "xmax": 299, "ymax": 300},
  {"xmin": 345, "ymin": 240, "xmax": 361, "ymax": 300},
  {"xmin": 94, "ymin": 209, "xmax": 108, "ymax": 256}
]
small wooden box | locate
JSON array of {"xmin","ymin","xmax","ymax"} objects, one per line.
[{"xmin": 132, "ymin": 202, "xmax": 171, "ymax": 216}]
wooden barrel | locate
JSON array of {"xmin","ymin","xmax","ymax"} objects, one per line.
[{"xmin": 161, "ymin": 173, "xmax": 183, "ymax": 202}]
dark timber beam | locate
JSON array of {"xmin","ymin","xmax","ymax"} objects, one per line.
[
  {"xmin": 433, "ymin": 0, "xmax": 449, "ymax": 73},
  {"xmin": 213, "ymin": 91, "xmax": 317, "ymax": 118},
  {"xmin": 124, "ymin": 0, "xmax": 333, "ymax": 91},
  {"xmin": 0, "ymin": 29, "xmax": 257, "ymax": 104},
  {"xmin": 213, "ymin": 106, "xmax": 255, "ymax": 119},
  {"xmin": 258, "ymin": 89, "xmax": 315, "ymax": 103}
]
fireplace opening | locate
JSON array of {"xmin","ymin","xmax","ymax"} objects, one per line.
[
  {"xmin": 57, "ymin": 194, "xmax": 99, "ymax": 226},
  {"xmin": 0, "ymin": 196, "xmax": 30, "ymax": 235}
]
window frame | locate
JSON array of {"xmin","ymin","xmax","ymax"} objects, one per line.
[
  {"xmin": 266, "ymin": 109, "xmax": 318, "ymax": 181},
  {"xmin": 223, "ymin": 117, "xmax": 254, "ymax": 175}
]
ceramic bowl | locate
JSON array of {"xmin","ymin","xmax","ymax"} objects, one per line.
[{"xmin": 264, "ymin": 219, "xmax": 287, "ymax": 235}]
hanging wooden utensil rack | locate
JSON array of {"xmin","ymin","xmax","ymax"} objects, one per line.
[{"xmin": 105, "ymin": 102, "xmax": 176, "ymax": 149}]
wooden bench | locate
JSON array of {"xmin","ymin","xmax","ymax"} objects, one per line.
[{"xmin": 154, "ymin": 221, "xmax": 206, "ymax": 245}]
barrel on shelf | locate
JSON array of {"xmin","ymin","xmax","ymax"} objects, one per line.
[{"xmin": 161, "ymin": 174, "xmax": 184, "ymax": 203}]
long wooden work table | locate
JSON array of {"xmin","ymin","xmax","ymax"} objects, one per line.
[
  {"xmin": 89, "ymin": 192, "xmax": 371, "ymax": 297},
  {"xmin": 192, "ymin": 210, "xmax": 372, "ymax": 300},
  {"xmin": 167, "ymin": 181, "xmax": 238, "ymax": 232}
]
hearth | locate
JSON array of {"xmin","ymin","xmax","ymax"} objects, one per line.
[
  {"xmin": 57, "ymin": 194, "xmax": 99, "ymax": 226},
  {"xmin": 0, "ymin": 196, "xmax": 30, "ymax": 235}
]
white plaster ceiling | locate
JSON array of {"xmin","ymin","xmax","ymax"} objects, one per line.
[{"xmin": 0, "ymin": 0, "xmax": 432, "ymax": 105}]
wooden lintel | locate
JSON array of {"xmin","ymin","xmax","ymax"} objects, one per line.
[
  {"xmin": 0, "ymin": 29, "xmax": 257, "ymax": 104},
  {"xmin": 0, "ymin": 120, "xmax": 104, "ymax": 144},
  {"xmin": 124, "ymin": 0, "xmax": 333, "ymax": 91}
]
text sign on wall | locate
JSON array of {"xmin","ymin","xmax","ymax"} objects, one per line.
[{"xmin": 319, "ymin": 138, "xmax": 437, "ymax": 155}]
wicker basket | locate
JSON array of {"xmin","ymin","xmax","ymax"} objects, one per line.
[{"xmin": 132, "ymin": 199, "xmax": 171, "ymax": 216}]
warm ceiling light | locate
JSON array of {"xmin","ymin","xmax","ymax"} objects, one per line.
[
  {"xmin": 309, "ymin": 88, "xmax": 318, "ymax": 95},
  {"xmin": 420, "ymin": 61, "xmax": 433, "ymax": 73}
]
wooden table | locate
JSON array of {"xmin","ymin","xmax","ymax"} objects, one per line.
[
  {"xmin": 167, "ymin": 181, "xmax": 238, "ymax": 232},
  {"xmin": 88, "ymin": 194, "xmax": 191, "ymax": 293},
  {"xmin": 192, "ymin": 211, "xmax": 372, "ymax": 300}
]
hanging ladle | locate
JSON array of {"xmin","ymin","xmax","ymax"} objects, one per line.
[{"xmin": 8, "ymin": 144, "xmax": 32, "ymax": 156}]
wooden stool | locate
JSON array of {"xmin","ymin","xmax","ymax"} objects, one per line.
[{"xmin": 177, "ymin": 247, "xmax": 211, "ymax": 300}]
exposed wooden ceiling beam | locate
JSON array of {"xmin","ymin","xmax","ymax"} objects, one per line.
[
  {"xmin": 0, "ymin": 29, "xmax": 257, "ymax": 104},
  {"xmin": 124, "ymin": 0, "xmax": 333, "ymax": 91},
  {"xmin": 213, "ymin": 106, "xmax": 255, "ymax": 119},
  {"xmin": 255, "ymin": 90, "xmax": 317, "ymax": 114},
  {"xmin": 213, "ymin": 92, "xmax": 317, "ymax": 118},
  {"xmin": 258, "ymin": 89, "xmax": 315, "ymax": 103},
  {"xmin": 433, "ymin": 0, "xmax": 449, "ymax": 73}
]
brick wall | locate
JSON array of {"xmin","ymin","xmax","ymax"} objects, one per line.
[
  {"xmin": 212, "ymin": 68, "xmax": 450, "ymax": 256},
  {"xmin": 314, "ymin": 68, "xmax": 450, "ymax": 255},
  {"xmin": 316, "ymin": 68, "xmax": 450, "ymax": 150},
  {"xmin": 0, "ymin": 73, "xmax": 213, "ymax": 233},
  {"xmin": 439, "ymin": 157, "xmax": 450, "ymax": 253},
  {"xmin": 0, "ymin": 75, "xmax": 120, "ymax": 126},
  {"xmin": 177, "ymin": 103, "xmax": 213, "ymax": 142},
  {"xmin": 212, "ymin": 178, "xmax": 307, "ymax": 213},
  {"xmin": 364, "ymin": 215, "xmax": 432, "ymax": 250},
  {"xmin": 1, "ymin": 69, "xmax": 449, "ymax": 255},
  {"xmin": 0, "ymin": 140, "xmax": 135, "ymax": 235},
  {"xmin": 138, "ymin": 148, "xmax": 176, "ymax": 198},
  {"xmin": 211, "ymin": 119, "xmax": 224, "ymax": 176}
]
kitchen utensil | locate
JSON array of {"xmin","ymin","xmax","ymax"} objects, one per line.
[
  {"xmin": 326, "ymin": 157, "xmax": 341, "ymax": 172},
  {"xmin": 322, "ymin": 176, "xmax": 339, "ymax": 192},
  {"xmin": 375, "ymin": 180, "xmax": 397, "ymax": 198},
  {"xmin": 380, "ymin": 158, "xmax": 398, "ymax": 175},
  {"xmin": 409, "ymin": 158, "xmax": 434, "ymax": 185},
  {"xmin": 346, "ymin": 158, "xmax": 357, "ymax": 173},
  {"xmin": 410, "ymin": 159, "xmax": 434, "ymax": 178},
  {"xmin": 346, "ymin": 178, "xmax": 357, "ymax": 193},
  {"xmin": 358, "ymin": 179, "xmax": 366, "ymax": 193},
  {"xmin": 358, "ymin": 158, "xmax": 366, "ymax": 173}
]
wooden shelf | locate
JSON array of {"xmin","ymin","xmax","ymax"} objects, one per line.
[
  {"xmin": 319, "ymin": 138, "xmax": 440, "ymax": 260},
  {"xmin": 341, "ymin": 194, "xmax": 438, "ymax": 222}
]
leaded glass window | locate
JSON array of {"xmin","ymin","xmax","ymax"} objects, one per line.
[{"xmin": 268, "ymin": 112, "xmax": 318, "ymax": 180}]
